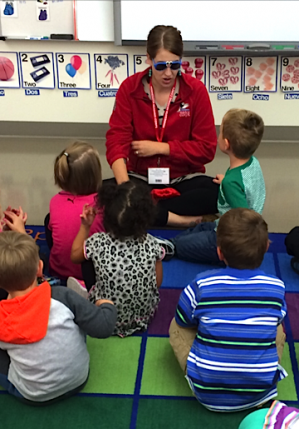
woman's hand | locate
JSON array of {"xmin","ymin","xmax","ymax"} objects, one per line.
[
  {"xmin": 213, "ymin": 174, "xmax": 224, "ymax": 185},
  {"xmin": 132, "ymin": 140, "xmax": 169, "ymax": 157},
  {"xmin": 80, "ymin": 204, "xmax": 96, "ymax": 228}
]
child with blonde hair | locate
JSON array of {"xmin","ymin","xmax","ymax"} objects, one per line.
[
  {"xmin": 0, "ymin": 228, "xmax": 116, "ymax": 404},
  {"xmin": 46, "ymin": 141, "xmax": 104, "ymax": 281}
]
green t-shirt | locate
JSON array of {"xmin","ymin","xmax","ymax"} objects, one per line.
[{"xmin": 217, "ymin": 156, "xmax": 266, "ymax": 217}]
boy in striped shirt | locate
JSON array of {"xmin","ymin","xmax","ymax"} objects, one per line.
[{"xmin": 169, "ymin": 208, "xmax": 287, "ymax": 412}]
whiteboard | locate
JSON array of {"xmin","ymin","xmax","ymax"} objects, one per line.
[
  {"xmin": 119, "ymin": 1, "xmax": 299, "ymax": 43},
  {"xmin": 0, "ymin": 0, "xmax": 74, "ymax": 38},
  {"xmin": 77, "ymin": 1, "xmax": 114, "ymax": 42}
]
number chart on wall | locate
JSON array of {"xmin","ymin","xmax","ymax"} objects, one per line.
[
  {"xmin": 56, "ymin": 53, "xmax": 91, "ymax": 90},
  {"xmin": 133, "ymin": 55, "xmax": 206, "ymax": 85},
  {"xmin": 95, "ymin": 53, "xmax": 128, "ymax": 97},
  {"xmin": 244, "ymin": 57, "xmax": 278, "ymax": 93},
  {"xmin": 280, "ymin": 57, "xmax": 299, "ymax": 93},
  {"xmin": 19, "ymin": 52, "xmax": 55, "ymax": 89},
  {"xmin": 0, "ymin": 52, "xmax": 20, "ymax": 88},
  {"xmin": 209, "ymin": 56, "xmax": 242, "ymax": 93}
]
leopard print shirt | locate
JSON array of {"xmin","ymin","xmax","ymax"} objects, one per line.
[{"xmin": 84, "ymin": 232, "xmax": 163, "ymax": 337}]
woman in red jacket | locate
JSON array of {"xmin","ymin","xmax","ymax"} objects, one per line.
[{"xmin": 106, "ymin": 25, "xmax": 219, "ymax": 227}]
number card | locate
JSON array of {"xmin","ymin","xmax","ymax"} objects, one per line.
[
  {"xmin": 134, "ymin": 55, "xmax": 148, "ymax": 73},
  {"xmin": 95, "ymin": 54, "xmax": 128, "ymax": 90},
  {"xmin": 19, "ymin": 52, "xmax": 55, "ymax": 89},
  {"xmin": 181, "ymin": 57, "xmax": 206, "ymax": 85},
  {"xmin": 209, "ymin": 56, "xmax": 242, "ymax": 92},
  {"xmin": 244, "ymin": 57, "xmax": 277, "ymax": 93},
  {"xmin": 0, "ymin": 52, "xmax": 20, "ymax": 88},
  {"xmin": 280, "ymin": 57, "xmax": 299, "ymax": 92},
  {"xmin": 56, "ymin": 53, "xmax": 91, "ymax": 90}
]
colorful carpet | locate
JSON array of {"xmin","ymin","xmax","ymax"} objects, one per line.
[{"xmin": 1, "ymin": 228, "xmax": 299, "ymax": 429}]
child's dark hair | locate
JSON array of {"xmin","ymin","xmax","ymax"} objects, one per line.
[
  {"xmin": 97, "ymin": 181, "xmax": 156, "ymax": 240},
  {"xmin": 222, "ymin": 109, "xmax": 264, "ymax": 159},
  {"xmin": 217, "ymin": 208, "xmax": 268, "ymax": 269}
]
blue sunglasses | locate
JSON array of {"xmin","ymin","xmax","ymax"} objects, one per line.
[{"xmin": 152, "ymin": 59, "xmax": 182, "ymax": 71}]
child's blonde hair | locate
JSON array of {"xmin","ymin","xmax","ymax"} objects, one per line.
[
  {"xmin": 54, "ymin": 141, "xmax": 102, "ymax": 195},
  {"xmin": 0, "ymin": 232, "xmax": 40, "ymax": 292},
  {"xmin": 222, "ymin": 109, "xmax": 264, "ymax": 159}
]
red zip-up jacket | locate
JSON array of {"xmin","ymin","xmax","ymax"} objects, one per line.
[{"xmin": 106, "ymin": 68, "xmax": 217, "ymax": 179}]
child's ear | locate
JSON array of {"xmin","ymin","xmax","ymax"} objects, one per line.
[
  {"xmin": 224, "ymin": 138, "xmax": 230, "ymax": 151},
  {"xmin": 217, "ymin": 246, "xmax": 225, "ymax": 261},
  {"xmin": 37, "ymin": 259, "xmax": 43, "ymax": 278},
  {"xmin": 266, "ymin": 240, "xmax": 270, "ymax": 253}
]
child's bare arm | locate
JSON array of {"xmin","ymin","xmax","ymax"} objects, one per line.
[
  {"xmin": 156, "ymin": 260, "xmax": 163, "ymax": 288},
  {"xmin": 71, "ymin": 204, "xmax": 95, "ymax": 263}
]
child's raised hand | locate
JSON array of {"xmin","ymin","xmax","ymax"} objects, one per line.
[
  {"xmin": 213, "ymin": 174, "xmax": 224, "ymax": 185},
  {"xmin": 3, "ymin": 206, "xmax": 27, "ymax": 233},
  {"xmin": 80, "ymin": 204, "xmax": 96, "ymax": 227}
]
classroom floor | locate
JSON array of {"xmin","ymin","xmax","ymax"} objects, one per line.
[{"xmin": 1, "ymin": 228, "xmax": 299, "ymax": 429}]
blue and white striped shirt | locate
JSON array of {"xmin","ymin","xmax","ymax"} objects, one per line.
[{"xmin": 175, "ymin": 267, "xmax": 287, "ymax": 412}]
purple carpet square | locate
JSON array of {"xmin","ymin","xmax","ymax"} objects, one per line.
[
  {"xmin": 285, "ymin": 293, "xmax": 299, "ymax": 340},
  {"xmin": 148, "ymin": 289, "xmax": 182, "ymax": 335}
]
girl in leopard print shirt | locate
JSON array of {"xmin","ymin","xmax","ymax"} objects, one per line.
[{"xmin": 71, "ymin": 181, "xmax": 164, "ymax": 337}]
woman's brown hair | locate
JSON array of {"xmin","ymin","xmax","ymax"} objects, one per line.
[
  {"xmin": 147, "ymin": 25, "xmax": 183, "ymax": 59},
  {"xmin": 54, "ymin": 141, "xmax": 102, "ymax": 195}
]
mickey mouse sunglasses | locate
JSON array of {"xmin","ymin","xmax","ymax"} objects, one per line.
[{"xmin": 152, "ymin": 59, "xmax": 182, "ymax": 71}]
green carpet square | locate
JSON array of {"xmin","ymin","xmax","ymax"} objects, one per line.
[
  {"xmin": 0, "ymin": 394, "xmax": 132, "ymax": 429},
  {"xmin": 277, "ymin": 343, "xmax": 297, "ymax": 401},
  {"xmin": 140, "ymin": 337, "xmax": 192, "ymax": 397},
  {"xmin": 136, "ymin": 398, "xmax": 251, "ymax": 429},
  {"xmin": 83, "ymin": 336, "xmax": 141, "ymax": 394}
]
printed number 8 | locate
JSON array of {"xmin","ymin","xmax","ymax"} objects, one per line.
[{"xmin": 246, "ymin": 58, "xmax": 252, "ymax": 67}]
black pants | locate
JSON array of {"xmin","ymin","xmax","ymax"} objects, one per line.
[
  {"xmin": 285, "ymin": 226, "xmax": 299, "ymax": 258},
  {"xmin": 103, "ymin": 175, "xmax": 219, "ymax": 226}
]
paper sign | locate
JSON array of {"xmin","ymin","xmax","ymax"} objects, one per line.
[
  {"xmin": 94, "ymin": 54, "xmax": 128, "ymax": 90},
  {"xmin": 1, "ymin": 0, "xmax": 18, "ymax": 18},
  {"xmin": 19, "ymin": 52, "xmax": 55, "ymax": 89},
  {"xmin": 244, "ymin": 57, "xmax": 277, "ymax": 93},
  {"xmin": 0, "ymin": 52, "xmax": 20, "ymax": 88},
  {"xmin": 36, "ymin": 0, "xmax": 50, "ymax": 22},
  {"xmin": 209, "ymin": 56, "xmax": 242, "ymax": 92},
  {"xmin": 280, "ymin": 57, "xmax": 299, "ymax": 92},
  {"xmin": 56, "ymin": 53, "xmax": 91, "ymax": 90}
]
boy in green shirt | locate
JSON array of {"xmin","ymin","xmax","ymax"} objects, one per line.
[{"xmin": 158, "ymin": 109, "xmax": 266, "ymax": 264}]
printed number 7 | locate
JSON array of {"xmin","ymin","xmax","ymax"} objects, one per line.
[{"xmin": 211, "ymin": 58, "xmax": 217, "ymax": 66}]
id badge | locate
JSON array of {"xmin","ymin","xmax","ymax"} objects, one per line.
[{"xmin": 148, "ymin": 168, "xmax": 170, "ymax": 185}]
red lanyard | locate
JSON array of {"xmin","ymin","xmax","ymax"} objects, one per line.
[{"xmin": 149, "ymin": 78, "xmax": 176, "ymax": 143}]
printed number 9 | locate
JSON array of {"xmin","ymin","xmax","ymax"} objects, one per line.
[
  {"xmin": 58, "ymin": 54, "xmax": 64, "ymax": 63},
  {"xmin": 246, "ymin": 58, "xmax": 252, "ymax": 67},
  {"xmin": 282, "ymin": 58, "xmax": 289, "ymax": 67}
]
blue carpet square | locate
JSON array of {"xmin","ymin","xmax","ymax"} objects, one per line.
[{"xmin": 161, "ymin": 252, "xmax": 276, "ymax": 289}]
